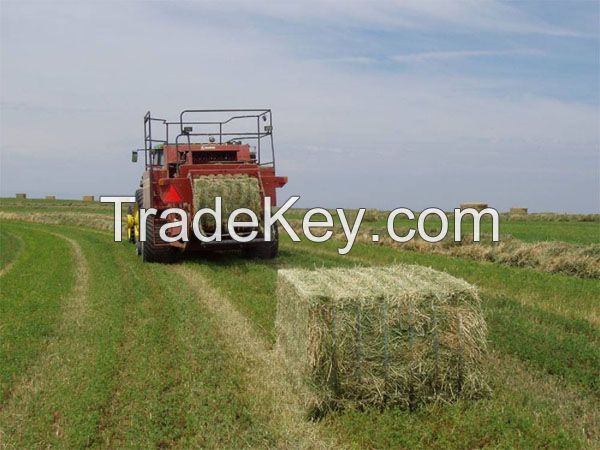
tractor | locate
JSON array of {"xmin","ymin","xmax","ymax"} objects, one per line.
[{"xmin": 126, "ymin": 109, "xmax": 288, "ymax": 262}]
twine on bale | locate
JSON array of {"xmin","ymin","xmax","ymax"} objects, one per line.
[{"xmin": 275, "ymin": 265, "xmax": 490, "ymax": 416}]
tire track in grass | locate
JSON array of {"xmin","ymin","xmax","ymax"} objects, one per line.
[
  {"xmin": 0, "ymin": 224, "xmax": 76, "ymax": 400},
  {"xmin": 0, "ymin": 230, "xmax": 24, "ymax": 277},
  {"xmin": 0, "ymin": 225, "xmax": 137, "ymax": 448},
  {"xmin": 174, "ymin": 264, "xmax": 340, "ymax": 449},
  {"xmin": 91, "ymin": 248, "xmax": 278, "ymax": 448},
  {"xmin": 0, "ymin": 228, "xmax": 89, "ymax": 446}
]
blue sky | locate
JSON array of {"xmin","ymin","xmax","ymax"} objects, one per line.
[{"xmin": 1, "ymin": 0, "xmax": 599, "ymax": 212}]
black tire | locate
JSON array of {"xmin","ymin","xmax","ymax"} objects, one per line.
[
  {"xmin": 136, "ymin": 188, "xmax": 177, "ymax": 263},
  {"xmin": 141, "ymin": 215, "xmax": 178, "ymax": 263},
  {"xmin": 243, "ymin": 224, "xmax": 278, "ymax": 259}
]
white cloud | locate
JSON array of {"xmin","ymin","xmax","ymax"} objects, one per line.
[
  {"xmin": 393, "ymin": 0, "xmax": 592, "ymax": 37},
  {"xmin": 390, "ymin": 48, "xmax": 544, "ymax": 63},
  {"xmin": 0, "ymin": 1, "xmax": 598, "ymax": 212},
  {"xmin": 191, "ymin": 0, "xmax": 591, "ymax": 38}
]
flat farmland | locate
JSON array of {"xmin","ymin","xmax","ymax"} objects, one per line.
[{"xmin": 0, "ymin": 198, "xmax": 598, "ymax": 449}]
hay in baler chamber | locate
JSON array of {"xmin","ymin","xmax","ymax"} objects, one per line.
[
  {"xmin": 276, "ymin": 265, "xmax": 489, "ymax": 415},
  {"xmin": 192, "ymin": 174, "xmax": 262, "ymax": 232}
]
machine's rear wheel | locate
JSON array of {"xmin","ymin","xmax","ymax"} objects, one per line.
[
  {"xmin": 135, "ymin": 188, "xmax": 177, "ymax": 263},
  {"xmin": 243, "ymin": 224, "xmax": 278, "ymax": 259},
  {"xmin": 141, "ymin": 216, "xmax": 178, "ymax": 263}
]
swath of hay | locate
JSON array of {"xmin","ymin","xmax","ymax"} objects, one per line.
[
  {"xmin": 276, "ymin": 265, "xmax": 489, "ymax": 415},
  {"xmin": 192, "ymin": 174, "xmax": 262, "ymax": 232}
]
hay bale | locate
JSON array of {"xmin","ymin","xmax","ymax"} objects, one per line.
[
  {"xmin": 45, "ymin": 195, "xmax": 56, "ymax": 200},
  {"xmin": 460, "ymin": 202, "xmax": 488, "ymax": 211},
  {"xmin": 192, "ymin": 174, "xmax": 261, "ymax": 232},
  {"xmin": 510, "ymin": 207, "xmax": 528, "ymax": 215},
  {"xmin": 82, "ymin": 195, "xmax": 95, "ymax": 202},
  {"xmin": 15, "ymin": 193, "xmax": 26, "ymax": 199},
  {"xmin": 276, "ymin": 265, "xmax": 488, "ymax": 413}
]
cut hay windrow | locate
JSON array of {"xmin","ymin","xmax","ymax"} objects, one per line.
[
  {"xmin": 501, "ymin": 212, "xmax": 599, "ymax": 222},
  {"xmin": 0, "ymin": 211, "xmax": 114, "ymax": 233},
  {"xmin": 192, "ymin": 174, "xmax": 262, "ymax": 233},
  {"xmin": 288, "ymin": 221, "xmax": 600, "ymax": 279},
  {"xmin": 276, "ymin": 265, "xmax": 489, "ymax": 414}
]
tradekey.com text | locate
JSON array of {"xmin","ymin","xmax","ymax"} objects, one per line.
[{"xmin": 101, "ymin": 196, "xmax": 500, "ymax": 255}]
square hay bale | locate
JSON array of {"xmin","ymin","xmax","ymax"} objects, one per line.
[
  {"xmin": 192, "ymin": 174, "xmax": 262, "ymax": 232},
  {"xmin": 82, "ymin": 195, "xmax": 95, "ymax": 202},
  {"xmin": 510, "ymin": 207, "xmax": 528, "ymax": 215},
  {"xmin": 460, "ymin": 202, "xmax": 488, "ymax": 211},
  {"xmin": 45, "ymin": 195, "xmax": 56, "ymax": 200},
  {"xmin": 276, "ymin": 265, "xmax": 488, "ymax": 413},
  {"xmin": 15, "ymin": 193, "xmax": 27, "ymax": 199}
]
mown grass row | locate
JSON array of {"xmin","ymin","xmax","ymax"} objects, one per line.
[
  {"xmin": 0, "ymin": 222, "xmax": 279, "ymax": 448},
  {"xmin": 1, "ymin": 225, "xmax": 75, "ymax": 398}
]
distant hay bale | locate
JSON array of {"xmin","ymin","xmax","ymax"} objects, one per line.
[
  {"xmin": 45, "ymin": 195, "xmax": 56, "ymax": 200},
  {"xmin": 510, "ymin": 207, "xmax": 528, "ymax": 215},
  {"xmin": 460, "ymin": 202, "xmax": 488, "ymax": 211},
  {"xmin": 82, "ymin": 195, "xmax": 95, "ymax": 202},
  {"xmin": 192, "ymin": 174, "xmax": 261, "ymax": 232},
  {"xmin": 15, "ymin": 193, "xmax": 26, "ymax": 199},
  {"xmin": 276, "ymin": 265, "xmax": 489, "ymax": 414}
]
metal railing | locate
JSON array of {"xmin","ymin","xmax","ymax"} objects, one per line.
[{"xmin": 141, "ymin": 109, "xmax": 275, "ymax": 168}]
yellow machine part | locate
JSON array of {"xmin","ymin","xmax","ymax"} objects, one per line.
[{"xmin": 126, "ymin": 202, "xmax": 140, "ymax": 242}]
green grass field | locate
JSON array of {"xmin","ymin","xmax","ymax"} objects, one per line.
[{"xmin": 1, "ymin": 199, "xmax": 598, "ymax": 449}]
